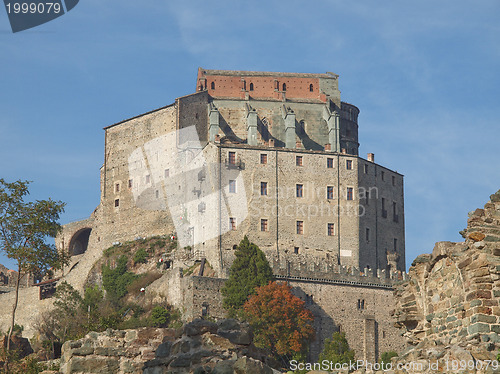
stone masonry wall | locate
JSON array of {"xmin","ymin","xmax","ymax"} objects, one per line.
[{"xmin": 393, "ymin": 189, "xmax": 500, "ymax": 363}]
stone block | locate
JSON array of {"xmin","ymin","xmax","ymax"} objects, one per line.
[
  {"xmin": 470, "ymin": 314, "xmax": 497, "ymax": 324},
  {"xmin": 468, "ymin": 323, "xmax": 490, "ymax": 335}
]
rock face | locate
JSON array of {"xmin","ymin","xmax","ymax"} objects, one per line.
[
  {"xmin": 393, "ymin": 190, "xmax": 500, "ymax": 366},
  {"xmin": 60, "ymin": 319, "xmax": 277, "ymax": 374}
]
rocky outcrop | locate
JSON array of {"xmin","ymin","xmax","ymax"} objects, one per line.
[
  {"xmin": 393, "ymin": 190, "xmax": 500, "ymax": 367},
  {"xmin": 60, "ymin": 319, "xmax": 278, "ymax": 374}
]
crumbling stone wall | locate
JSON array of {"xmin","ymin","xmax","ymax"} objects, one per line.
[{"xmin": 394, "ymin": 190, "xmax": 500, "ymax": 362}]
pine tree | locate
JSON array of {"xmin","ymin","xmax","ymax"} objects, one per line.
[{"xmin": 221, "ymin": 236, "xmax": 273, "ymax": 317}]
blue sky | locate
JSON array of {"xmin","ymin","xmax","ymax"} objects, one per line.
[{"xmin": 0, "ymin": 0, "xmax": 499, "ymax": 270}]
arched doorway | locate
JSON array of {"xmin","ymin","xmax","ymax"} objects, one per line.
[{"xmin": 68, "ymin": 228, "xmax": 91, "ymax": 256}]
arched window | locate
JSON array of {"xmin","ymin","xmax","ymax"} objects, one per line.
[
  {"xmin": 249, "ymin": 83, "xmax": 254, "ymax": 91},
  {"xmin": 282, "ymin": 83, "xmax": 287, "ymax": 91},
  {"xmin": 309, "ymin": 83, "xmax": 313, "ymax": 92},
  {"xmin": 211, "ymin": 82, "xmax": 215, "ymax": 89}
]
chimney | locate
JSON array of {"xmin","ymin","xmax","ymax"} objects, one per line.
[
  {"xmin": 367, "ymin": 153, "xmax": 375, "ymax": 162},
  {"xmin": 214, "ymin": 135, "xmax": 220, "ymax": 144},
  {"xmin": 269, "ymin": 139, "xmax": 275, "ymax": 147},
  {"xmin": 324, "ymin": 143, "xmax": 331, "ymax": 151}
]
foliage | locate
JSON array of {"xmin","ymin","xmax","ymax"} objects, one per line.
[
  {"xmin": 318, "ymin": 332, "xmax": 355, "ymax": 366},
  {"xmin": 380, "ymin": 351, "xmax": 398, "ymax": 365},
  {"xmin": 133, "ymin": 248, "xmax": 148, "ymax": 264},
  {"xmin": 150, "ymin": 306, "xmax": 170, "ymax": 327},
  {"xmin": 221, "ymin": 236, "xmax": 273, "ymax": 317},
  {"xmin": 102, "ymin": 255, "xmax": 137, "ymax": 302},
  {"xmin": 243, "ymin": 281, "xmax": 315, "ymax": 359},
  {"xmin": 0, "ymin": 179, "xmax": 67, "ymax": 361},
  {"xmin": 126, "ymin": 271, "xmax": 162, "ymax": 294}
]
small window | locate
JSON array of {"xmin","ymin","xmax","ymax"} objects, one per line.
[
  {"xmin": 128, "ymin": 179, "xmax": 133, "ymax": 188},
  {"xmin": 327, "ymin": 186, "xmax": 334, "ymax": 199},
  {"xmin": 230, "ymin": 217, "xmax": 236, "ymax": 230},
  {"xmin": 228, "ymin": 151, "xmax": 236, "ymax": 164},
  {"xmin": 394, "ymin": 238, "xmax": 398, "ymax": 251},
  {"xmin": 296, "ymin": 156, "xmax": 303, "ymax": 166},
  {"xmin": 165, "ymin": 169, "xmax": 170, "ymax": 178},
  {"xmin": 249, "ymin": 83, "xmax": 254, "ymax": 91},
  {"xmin": 364, "ymin": 164, "xmax": 368, "ymax": 174},
  {"xmin": 381, "ymin": 171, "xmax": 385, "ymax": 181},
  {"xmin": 294, "ymin": 247, "xmax": 299, "ymax": 254},
  {"xmin": 382, "ymin": 198, "xmax": 387, "ymax": 218},
  {"xmin": 327, "ymin": 158, "xmax": 333, "ymax": 168},
  {"xmin": 155, "ymin": 190, "xmax": 159, "ymax": 199},
  {"xmin": 260, "ymin": 154, "xmax": 268, "ymax": 164},
  {"xmin": 296, "ymin": 221, "xmax": 304, "ymax": 235},
  {"xmin": 114, "ymin": 199, "xmax": 120, "ymax": 207},
  {"xmin": 115, "ymin": 183, "xmax": 120, "ymax": 193},
  {"xmin": 347, "ymin": 187, "xmax": 353, "ymax": 200},
  {"xmin": 392, "ymin": 175, "xmax": 396, "ymax": 186},
  {"xmin": 229, "ymin": 180, "xmax": 236, "ymax": 193},
  {"xmin": 346, "ymin": 160, "xmax": 352, "ymax": 170},
  {"xmin": 261, "ymin": 219, "xmax": 268, "ymax": 232},
  {"xmin": 146, "ymin": 175, "xmax": 151, "ymax": 184},
  {"xmin": 296, "ymin": 184, "xmax": 303, "ymax": 198},
  {"xmin": 211, "ymin": 82, "xmax": 215, "ymax": 89},
  {"xmin": 261, "ymin": 182, "xmax": 268, "ymax": 196},
  {"xmin": 327, "ymin": 223, "xmax": 335, "ymax": 236},
  {"xmin": 282, "ymin": 83, "xmax": 286, "ymax": 91},
  {"xmin": 366, "ymin": 228, "xmax": 370, "ymax": 242},
  {"xmin": 309, "ymin": 83, "xmax": 313, "ymax": 92}
]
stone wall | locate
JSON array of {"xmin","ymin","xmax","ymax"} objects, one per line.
[
  {"xmin": 60, "ymin": 319, "xmax": 277, "ymax": 374},
  {"xmin": 393, "ymin": 190, "xmax": 500, "ymax": 363}
]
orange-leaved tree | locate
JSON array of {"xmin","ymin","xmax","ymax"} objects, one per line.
[{"xmin": 243, "ymin": 281, "xmax": 315, "ymax": 359}]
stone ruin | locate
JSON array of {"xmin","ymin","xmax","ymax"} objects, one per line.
[{"xmin": 393, "ymin": 190, "xmax": 500, "ymax": 371}]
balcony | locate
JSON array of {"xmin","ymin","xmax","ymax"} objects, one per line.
[{"xmin": 224, "ymin": 158, "xmax": 245, "ymax": 170}]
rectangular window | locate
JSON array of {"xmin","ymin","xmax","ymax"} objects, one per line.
[
  {"xmin": 393, "ymin": 202, "xmax": 399, "ymax": 223},
  {"xmin": 260, "ymin": 182, "xmax": 267, "ymax": 196},
  {"xmin": 165, "ymin": 169, "xmax": 170, "ymax": 178},
  {"xmin": 392, "ymin": 175, "xmax": 396, "ymax": 186},
  {"xmin": 366, "ymin": 228, "xmax": 370, "ymax": 242},
  {"xmin": 155, "ymin": 190, "xmax": 159, "ymax": 199},
  {"xmin": 382, "ymin": 198, "xmax": 387, "ymax": 218},
  {"xmin": 260, "ymin": 154, "xmax": 268, "ymax": 164},
  {"xmin": 328, "ymin": 223, "xmax": 335, "ymax": 236},
  {"xmin": 394, "ymin": 238, "xmax": 398, "ymax": 251},
  {"xmin": 146, "ymin": 175, "xmax": 150, "ymax": 184},
  {"xmin": 229, "ymin": 151, "xmax": 236, "ymax": 164},
  {"xmin": 128, "ymin": 179, "xmax": 133, "ymax": 188},
  {"xmin": 294, "ymin": 247, "xmax": 299, "ymax": 254},
  {"xmin": 346, "ymin": 160, "xmax": 352, "ymax": 170},
  {"xmin": 230, "ymin": 217, "xmax": 236, "ymax": 230},
  {"xmin": 114, "ymin": 199, "xmax": 119, "ymax": 207},
  {"xmin": 347, "ymin": 187, "xmax": 353, "ymax": 200},
  {"xmin": 381, "ymin": 171, "xmax": 385, "ymax": 181},
  {"xmin": 296, "ymin": 184, "xmax": 303, "ymax": 198},
  {"xmin": 296, "ymin": 156, "xmax": 303, "ymax": 166},
  {"xmin": 261, "ymin": 219, "xmax": 268, "ymax": 232},
  {"xmin": 115, "ymin": 183, "xmax": 120, "ymax": 193},
  {"xmin": 296, "ymin": 221, "xmax": 304, "ymax": 235},
  {"xmin": 327, "ymin": 186, "xmax": 334, "ymax": 199},
  {"xmin": 327, "ymin": 158, "xmax": 333, "ymax": 168},
  {"xmin": 364, "ymin": 164, "xmax": 368, "ymax": 174},
  {"xmin": 229, "ymin": 180, "xmax": 236, "ymax": 193}
]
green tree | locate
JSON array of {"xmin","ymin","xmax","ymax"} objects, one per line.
[
  {"xmin": 319, "ymin": 332, "xmax": 355, "ymax": 366},
  {"xmin": 102, "ymin": 255, "xmax": 137, "ymax": 303},
  {"xmin": 221, "ymin": 236, "xmax": 273, "ymax": 317},
  {"xmin": 0, "ymin": 179, "xmax": 67, "ymax": 361}
]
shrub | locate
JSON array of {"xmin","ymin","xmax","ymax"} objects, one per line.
[
  {"xmin": 102, "ymin": 255, "xmax": 137, "ymax": 302},
  {"xmin": 127, "ymin": 272, "xmax": 162, "ymax": 295},
  {"xmin": 318, "ymin": 332, "xmax": 355, "ymax": 367},
  {"xmin": 380, "ymin": 351, "xmax": 398, "ymax": 365},
  {"xmin": 133, "ymin": 248, "xmax": 148, "ymax": 264},
  {"xmin": 150, "ymin": 306, "xmax": 170, "ymax": 327}
]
